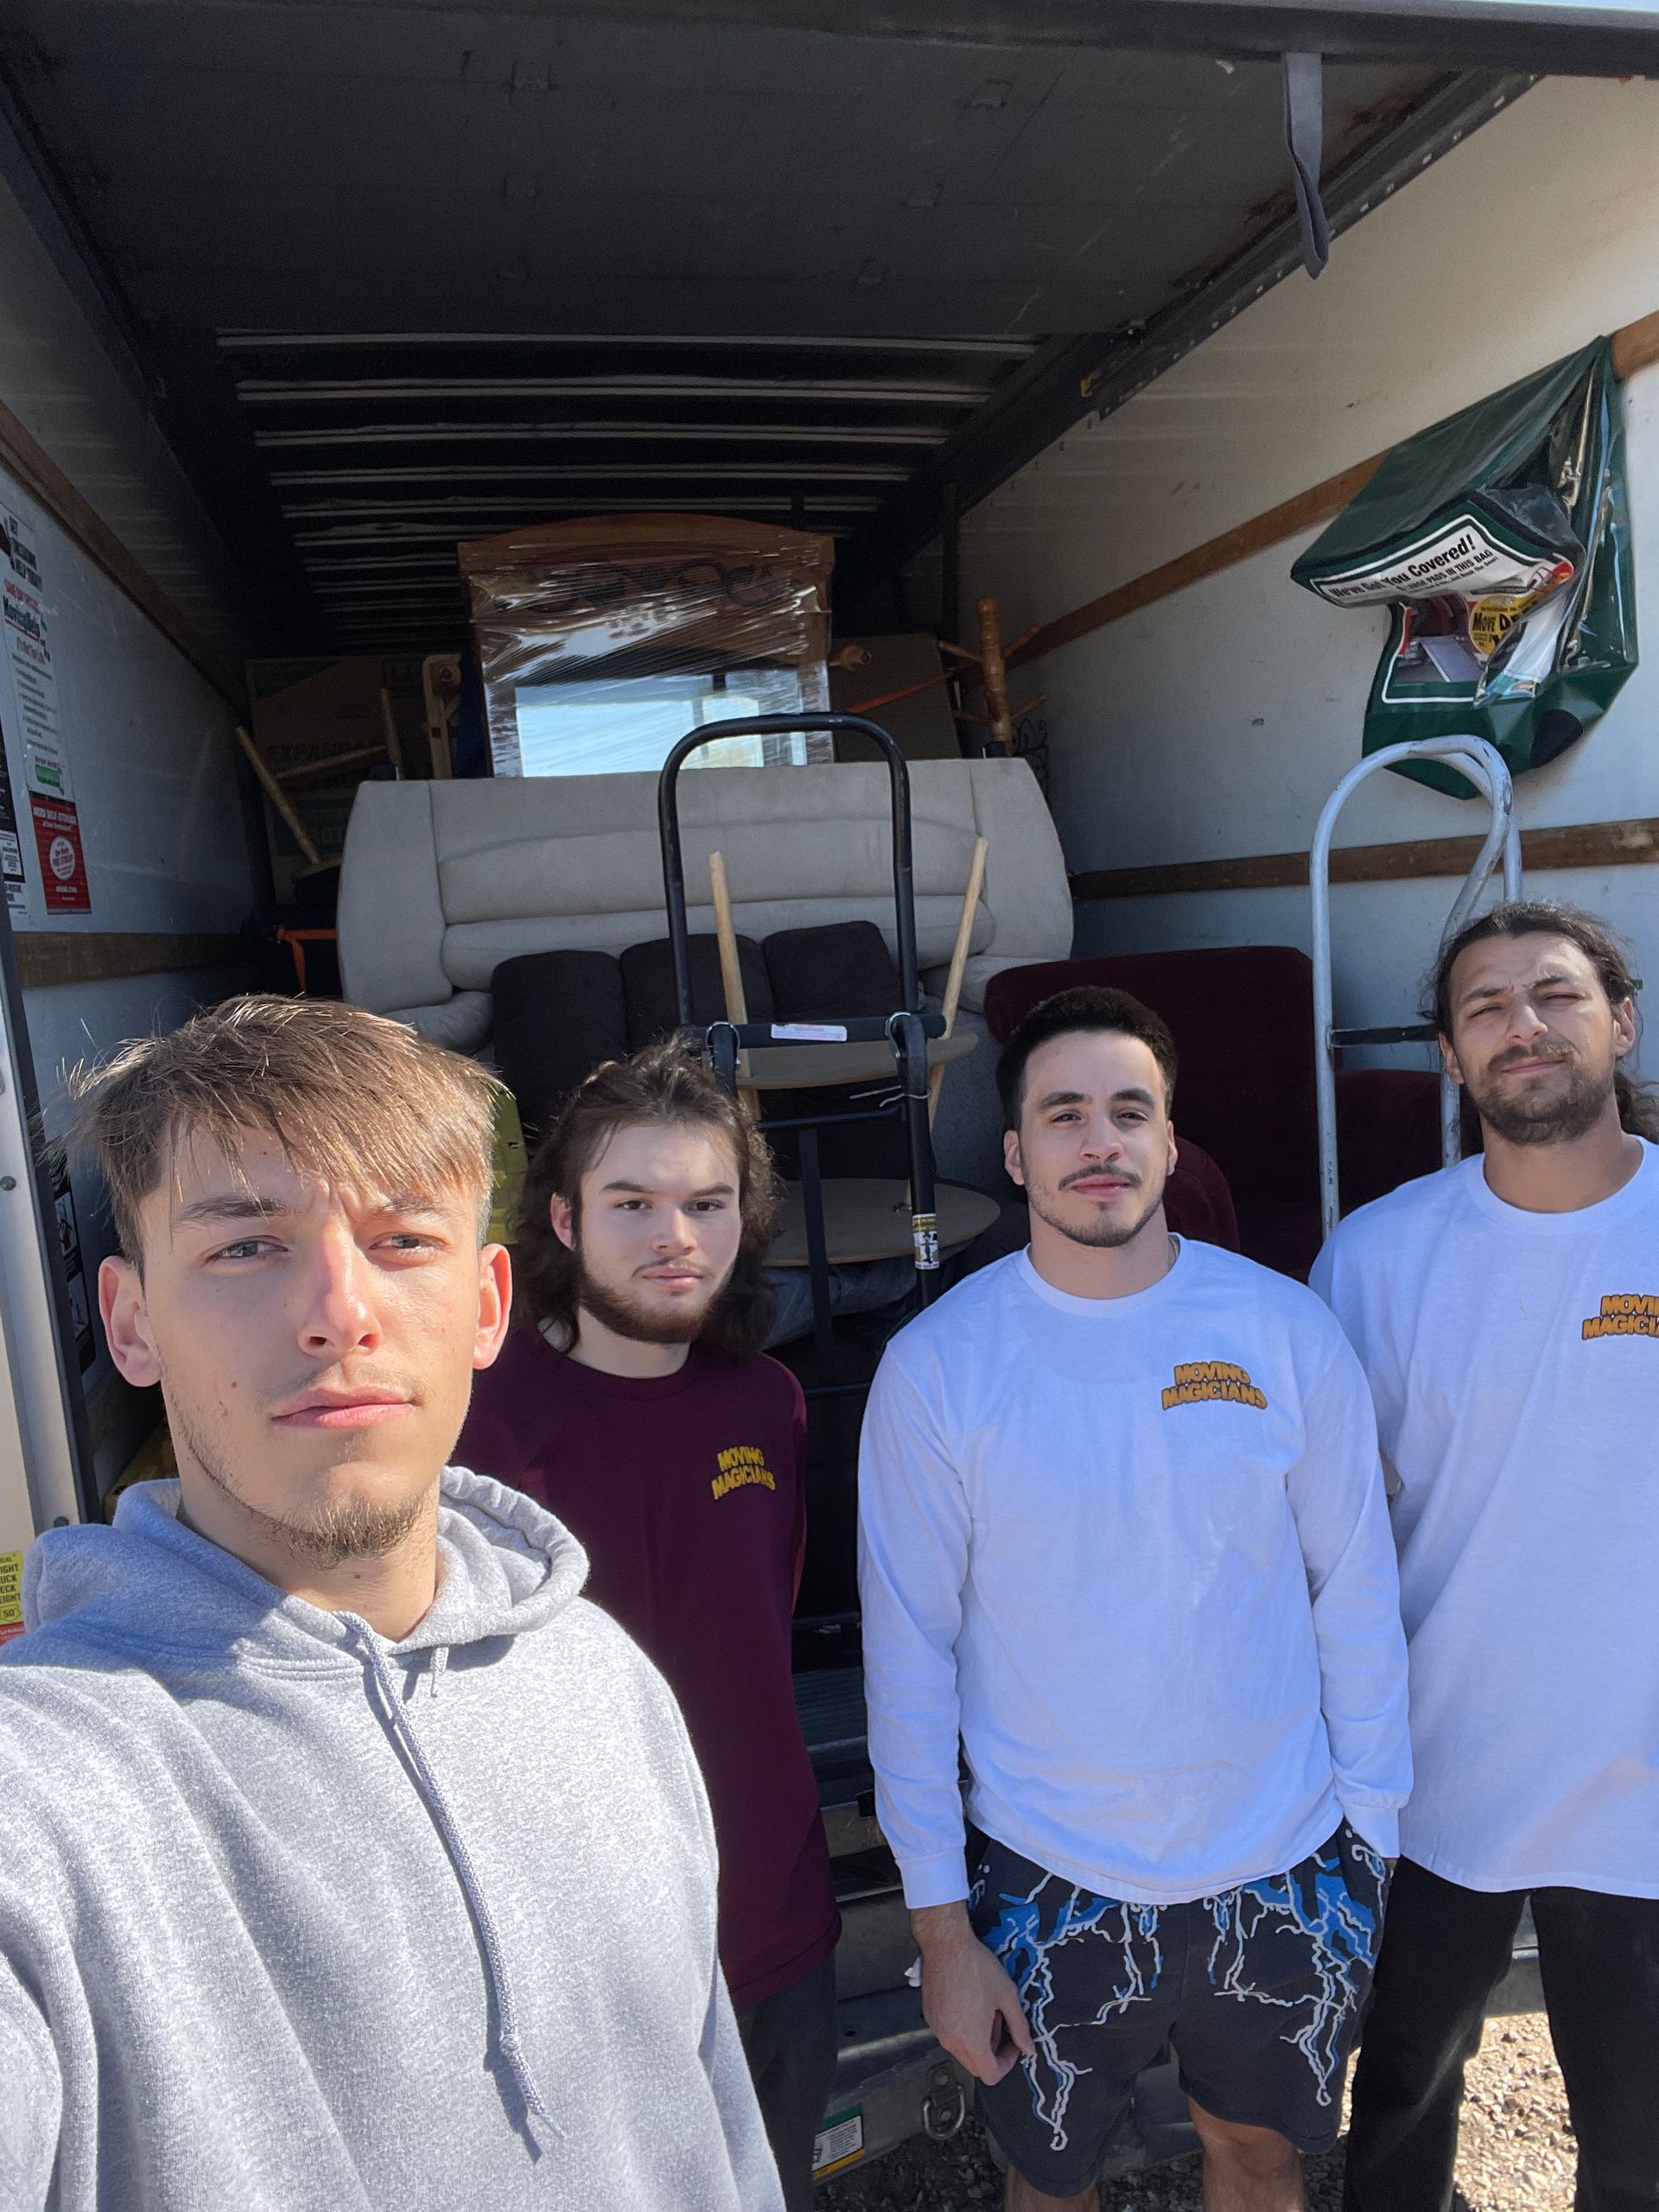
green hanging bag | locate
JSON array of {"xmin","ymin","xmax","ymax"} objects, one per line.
[{"xmin": 1292, "ymin": 339, "xmax": 1637, "ymax": 798}]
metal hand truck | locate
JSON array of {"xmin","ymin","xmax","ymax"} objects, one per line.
[
  {"xmin": 658, "ymin": 713, "xmax": 948, "ymax": 1363},
  {"xmin": 1311, "ymin": 734, "xmax": 1522, "ymax": 1240}
]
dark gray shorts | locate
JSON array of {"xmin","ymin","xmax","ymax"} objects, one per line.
[{"xmin": 968, "ymin": 1823, "xmax": 1389, "ymax": 2195}]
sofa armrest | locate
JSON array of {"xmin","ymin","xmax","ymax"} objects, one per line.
[{"xmin": 338, "ymin": 782, "xmax": 450, "ymax": 1015}]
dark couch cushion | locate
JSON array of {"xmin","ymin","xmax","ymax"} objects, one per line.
[
  {"xmin": 490, "ymin": 950, "xmax": 628, "ymax": 1143},
  {"xmin": 764, "ymin": 919, "xmax": 903, "ymax": 1021},
  {"xmin": 620, "ymin": 931, "xmax": 773, "ymax": 1048}
]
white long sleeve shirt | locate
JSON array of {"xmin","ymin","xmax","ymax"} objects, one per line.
[
  {"xmin": 1313, "ymin": 1147, "xmax": 1659, "ymax": 1897},
  {"xmin": 858, "ymin": 1243, "xmax": 1411, "ymax": 1909}
]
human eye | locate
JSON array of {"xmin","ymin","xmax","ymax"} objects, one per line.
[
  {"xmin": 207, "ymin": 1236, "xmax": 281, "ymax": 1266},
  {"xmin": 690, "ymin": 1197, "xmax": 728, "ymax": 1213},
  {"xmin": 374, "ymin": 1230, "xmax": 442, "ymax": 1260}
]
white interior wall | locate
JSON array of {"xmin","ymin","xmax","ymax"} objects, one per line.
[
  {"xmin": 959, "ymin": 74, "xmax": 1659, "ymax": 1061},
  {"xmin": 0, "ymin": 155, "xmax": 264, "ymax": 1487},
  {"xmin": 0, "ymin": 459, "xmax": 261, "ymax": 1489},
  {"xmin": 0, "ymin": 171, "xmax": 251, "ymax": 657}
]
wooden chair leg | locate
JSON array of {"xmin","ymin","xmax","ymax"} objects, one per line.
[{"xmin": 928, "ymin": 834, "xmax": 988, "ymax": 1127}]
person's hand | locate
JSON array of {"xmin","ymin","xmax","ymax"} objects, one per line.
[{"xmin": 911, "ymin": 1902, "xmax": 1034, "ymax": 2085}]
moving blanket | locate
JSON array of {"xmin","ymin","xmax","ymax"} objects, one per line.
[{"xmin": 1293, "ymin": 340, "xmax": 1637, "ymax": 798}]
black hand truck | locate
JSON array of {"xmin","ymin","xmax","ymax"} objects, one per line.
[{"xmin": 658, "ymin": 713, "xmax": 948, "ymax": 1361}]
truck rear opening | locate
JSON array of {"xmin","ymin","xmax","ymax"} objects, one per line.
[{"xmin": 0, "ymin": 1, "xmax": 1654, "ymax": 2187}]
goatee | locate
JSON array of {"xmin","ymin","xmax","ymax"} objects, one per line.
[
  {"xmin": 575, "ymin": 1256, "xmax": 717, "ymax": 1344},
  {"xmin": 1470, "ymin": 1055, "xmax": 1613, "ymax": 1146},
  {"xmin": 1027, "ymin": 1179, "xmax": 1166, "ymax": 1251},
  {"xmin": 170, "ymin": 1396, "xmax": 429, "ymax": 1566}
]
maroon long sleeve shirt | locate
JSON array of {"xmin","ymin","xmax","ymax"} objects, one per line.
[{"xmin": 457, "ymin": 1325, "xmax": 839, "ymax": 2008}]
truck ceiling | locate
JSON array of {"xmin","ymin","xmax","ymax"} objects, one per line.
[{"xmin": 0, "ymin": 3, "xmax": 1648, "ymax": 657}]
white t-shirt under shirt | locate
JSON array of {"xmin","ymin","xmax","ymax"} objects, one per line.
[
  {"xmin": 1313, "ymin": 1143, "xmax": 1659, "ymax": 1899},
  {"xmin": 857, "ymin": 1239, "xmax": 1411, "ymax": 1910}
]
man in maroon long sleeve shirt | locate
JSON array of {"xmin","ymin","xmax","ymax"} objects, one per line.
[{"xmin": 459, "ymin": 1042, "xmax": 839, "ymax": 2208}]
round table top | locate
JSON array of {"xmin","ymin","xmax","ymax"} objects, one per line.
[
  {"xmin": 769, "ymin": 1177, "xmax": 1001, "ymax": 1268},
  {"xmin": 738, "ymin": 1026, "xmax": 976, "ymax": 1092}
]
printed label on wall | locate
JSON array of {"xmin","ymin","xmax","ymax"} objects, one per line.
[
  {"xmin": 1, "ymin": 506, "xmax": 88, "ymax": 910},
  {"xmin": 2, "ymin": 571, "xmax": 70, "ymax": 797},
  {"xmin": 29, "ymin": 793, "xmax": 89, "ymax": 912},
  {"xmin": 0, "ymin": 1550, "xmax": 24, "ymax": 1647},
  {"xmin": 0, "ymin": 705, "xmax": 28, "ymax": 913}
]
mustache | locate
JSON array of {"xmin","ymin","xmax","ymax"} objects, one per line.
[
  {"xmin": 1490, "ymin": 1041, "xmax": 1575, "ymax": 1074},
  {"xmin": 1059, "ymin": 1165, "xmax": 1141, "ymax": 1192}
]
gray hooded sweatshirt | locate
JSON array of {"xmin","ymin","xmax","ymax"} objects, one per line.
[{"xmin": 0, "ymin": 1469, "xmax": 785, "ymax": 2212}]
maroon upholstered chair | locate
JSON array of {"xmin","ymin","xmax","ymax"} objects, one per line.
[{"xmin": 982, "ymin": 947, "xmax": 1441, "ymax": 1280}]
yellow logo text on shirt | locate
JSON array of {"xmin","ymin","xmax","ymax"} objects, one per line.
[
  {"xmin": 711, "ymin": 1444, "xmax": 778, "ymax": 1501},
  {"xmin": 1161, "ymin": 1361, "xmax": 1269, "ymax": 1412},
  {"xmin": 1581, "ymin": 1293, "xmax": 1659, "ymax": 1339}
]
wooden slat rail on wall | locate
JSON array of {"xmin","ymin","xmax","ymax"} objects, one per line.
[
  {"xmin": 15, "ymin": 933, "xmax": 249, "ymax": 991},
  {"xmin": 1071, "ymin": 815, "xmax": 1659, "ymax": 904}
]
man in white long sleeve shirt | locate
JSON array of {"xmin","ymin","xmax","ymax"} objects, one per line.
[
  {"xmin": 859, "ymin": 986, "xmax": 1411, "ymax": 2212},
  {"xmin": 1313, "ymin": 901, "xmax": 1659, "ymax": 2212}
]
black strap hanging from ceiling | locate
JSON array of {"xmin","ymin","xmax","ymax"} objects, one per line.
[{"xmin": 1282, "ymin": 51, "xmax": 1331, "ymax": 278}]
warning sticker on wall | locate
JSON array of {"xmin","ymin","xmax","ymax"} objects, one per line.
[
  {"xmin": 1, "ymin": 505, "xmax": 88, "ymax": 908},
  {"xmin": 811, "ymin": 2108, "xmax": 865, "ymax": 2177},
  {"xmin": 2, "ymin": 570, "xmax": 71, "ymax": 799},
  {"xmin": 0, "ymin": 1550, "xmax": 24, "ymax": 1647},
  {"xmin": 29, "ymin": 794, "xmax": 89, "ymax": 913},
  {"xmin": 0, "ymin": 707, "xmax": 27, "ymax": 914}
]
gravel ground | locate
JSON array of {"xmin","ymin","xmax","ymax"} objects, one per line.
[{"xmin": 820, "ymin": 2012, "xmax": 1573, "ymax": 2210}]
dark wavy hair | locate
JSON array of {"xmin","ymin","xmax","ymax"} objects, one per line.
[
  {"xmin": 512, "ymin": 1038, "xmax": 780, "ymax": 1359},
  {"xmin": 996, "ymin": 984, "xmax": 1179, "ymax": 1129},
  {"xmin": 1427, "ymin": 899, "xmax": 1659, "ymax": 1141}
]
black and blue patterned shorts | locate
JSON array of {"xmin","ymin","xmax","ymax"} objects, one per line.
[{"xmin": 967, "ymin": 1823, "xmax": 1389, "ymax": 2194}]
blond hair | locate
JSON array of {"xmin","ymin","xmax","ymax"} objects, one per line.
[{"xmin": 71, "ymin": 995, "xmax": 503, "ymax": 1264}]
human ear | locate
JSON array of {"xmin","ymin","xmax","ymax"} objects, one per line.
[
  {"xmin": 473, "ymin": 1244, "xmax": 512, "ymax": 1370},
  {"xmin": 1166, "ymin": 1122, "xmax": 1179, "ymax": 1176},
  {"xmin": 1611, "ymin": 997, "xmax": 1637, "ymax": 1062},
  {"xmin": 99, "ymin": 1255, "xmax": 162, "ymax": 1389},
  {"xmin": 549, "ymin": 1192, "xmax": 576, "ymax": 1251},
  {"xmin": 1002, "ymin": 1127, "xmax": 1027, "ymax": 1190},
  {"xmin": 1439, "ymin": 1033, "xmax": 1466, "ymax": 1088}
]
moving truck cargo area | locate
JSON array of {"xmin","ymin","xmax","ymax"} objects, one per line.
[{"xmin": 0, "ymin": 3, "xmax": 1655, "ymax": 2195}]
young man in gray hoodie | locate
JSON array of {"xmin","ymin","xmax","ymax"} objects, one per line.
[{"xmin": 0, "ymin": 995, "xmax": 784, "ymax": 2212}]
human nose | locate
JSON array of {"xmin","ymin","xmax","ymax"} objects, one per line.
[
  {"xmin": 1503, "ymin": 995, "xmax": 1550, "ymax": 1046},
  {"xmin": 1078, "ymin": 1113, "xmax": 1123, "ymax": 1160},
  {"xmin": 651, "ymin": 1209, "xmax": 696, "ymax": 1252},
  {"xmin": 296, "ymin": 1221, "xmax": 382, "ymax": 1360}
]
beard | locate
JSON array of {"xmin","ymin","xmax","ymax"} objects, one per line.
[
  {"xmin": 1466, "ymin": 1045, "xmax": 1615, "ymax": 1147},
  {"xmin": 167, "ymin": 1389, "xmax": 430, "ymax": 1567},
  {"xmin": 1026, "ymin": 1166, "xmax": 1168, "ymax": 1251},
  {"xmin": 575, "ymin": 1251, "xmax": 723, "ymax": 1345}
]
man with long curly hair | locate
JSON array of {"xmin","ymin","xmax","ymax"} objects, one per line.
[
  {"xmin": 458, "ymin": 1039, "xmax": 839, "ymax": 2209},
  {"xmin": 1314, "ymin": 901, "xmax": 1659, "ymax": 2211}
]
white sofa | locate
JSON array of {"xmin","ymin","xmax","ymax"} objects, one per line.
[{"xmin": 338, "ymin": 758, "xmax": 1072, "ymax": 1051}]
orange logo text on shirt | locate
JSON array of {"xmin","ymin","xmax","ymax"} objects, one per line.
[
  {"xmin": 1161, "ymin": 1360, "xmax": 1269, "ymax": 1412},
  {"xmin": 711, "ymin": 1444, "xmax": 778, "ymax": 1500},
  {"xmin": 1581, "ymin": 1293, "xmax": 1659, "ymax": 1339}
]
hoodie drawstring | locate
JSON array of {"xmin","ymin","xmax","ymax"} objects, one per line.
[{"xmin": 346, "ymin": 1618, "xmax": 561, "ymax": 2142}]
